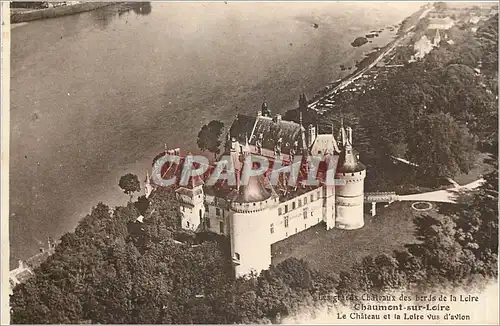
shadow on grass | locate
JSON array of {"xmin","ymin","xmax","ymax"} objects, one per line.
[{"xmin": 271, "ymin": 202, "xmax": 423, "ymax": 275}]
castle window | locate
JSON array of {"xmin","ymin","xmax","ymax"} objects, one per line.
[
  {"xmin": 305, "ymin": 224, "xmax": 307, "ymax": 229},
  {"xmin": 270, "ymin": 223, "xmax": 274, "ymax": 234},
  {"xmin": 219, "ymin": 221, "xmax": 224, "ymax": 233},
  {"xmin": 292, "ymin": 202, "xmax": 296, "ymax": 210},
  {"xmin": 206, "ymin": 217, "xmax": 211, "ymax": 229},
  {"xmin": 298, "ymin": 199, "xmax": 302, "ymax": 207},
  {"xmin": 284, "ymin": 205, "xmax": 288, "ymax": 213},
  {"xmin": 205, "ymin": 204, "xmax": 209, "ymax": 212},
  {"xmin": 187, "ymin": 221, "xmax": 190, "ymax": 228},
  {"xmin": 317, "ymin": 191, "xmax": 320, "ymax": 200},
  {"xmin": 310, "ymin": 194, "xmax": 314, "ymax": 202},
  {"xmin": 303, "ymin": 208, "xmax": 308, "ymax": 219},
  {"xmin": 284, "ymin": 216, "xmax": 289, "ymax": 228},
  {"xmin": 216, "ymin": 208, "xmax": 221, "ymax": 216},
  {"xmin": 278, "ymin": 207, "xmax": 283, "ymax": 215},
  {"xmin": 304, "ymin": 197, "xmax": 308, "ymax": 205},
  {"xmin": 295, "ymin": 228, "xmax": 297, "ymax": 234},
  {"xmin": 234, "ymin": 252, "xmax": 240, "ymax": 261}
]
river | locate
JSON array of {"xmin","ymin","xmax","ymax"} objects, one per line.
[{"xmin": 10, "ymin": 2, "xmax": 423, "ymax": 267}]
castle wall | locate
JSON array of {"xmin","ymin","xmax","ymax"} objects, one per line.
[
  {"xmin": 335, "ymin": 170, "xmax": 366, "ymax": 230},
  {"xmin": 323, "ymin": 185, "xmax": 336, "ymax": 230},
  {"xmin": 204, "ymin": 195, "xmax": 230, "ymax": 235},
  {"xmin": 230, "ymin": 207, "xmax": 275, "ymax": 277},
  {"xmin": 178, "ymin": 204, "xmax": 203, "ymax": 231},
  {"xmin": 269, "ymin": 187, "xmax": 324, "ymax": 244},
  {"xmin": 176, "ymin": 186, "xmax": 205, "ymax": 231}
]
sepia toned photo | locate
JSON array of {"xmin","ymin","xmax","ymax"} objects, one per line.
[{"xmin": 1, "ymin": 1, "xmax": 499, "ymax": 324}]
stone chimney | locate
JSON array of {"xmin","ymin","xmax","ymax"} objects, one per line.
[
  {"xmin": 346, "ymin": 126, "xmax": 353, "ymax": 144},
  {"xmin": 307, "ymin": 124, "xmax": 316, "ymax": 147},
  {"xmin": 230, "ymin": 137, "xmax": 239, "ymax": 152}
]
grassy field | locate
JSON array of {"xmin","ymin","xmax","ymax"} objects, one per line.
[{"xmin": 271, "ymin": 202, "xmax": 424, "ymax": 275}]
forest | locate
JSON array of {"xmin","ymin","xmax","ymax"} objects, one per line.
[{"xmin": 10, "ymin": 13, "xmax": 498, "ymax": 325}]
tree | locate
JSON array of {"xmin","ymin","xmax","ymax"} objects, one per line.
[
  {"xmin": 119, "ymin": 173, "xmax": 141, "ymax": 202},
  {"xmin": 129, "ymin": 2, "xmax": 152, "ymax": 16},
  {"xmin": 407, "ymin": 112, "xmax": 476, "ymax": 180},
  {"xmin": 437, "ymin": 142, "xmax": 498, "ymax": 277},
  {"xmin": 134, "ymin": 195, "xmax": 150, "ymax": 216},
  {"xmin": 197, "ymin": 120, "xmax": 225, "ymax": 160}
]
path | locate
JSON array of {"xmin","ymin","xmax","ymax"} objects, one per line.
[
  {"xmin": 365, "ymin": 178, "xmax": 486, "ymax": 205},
  {"xmin": 396, "ymin": 178, "xmax": 486, "ymax": 203}
]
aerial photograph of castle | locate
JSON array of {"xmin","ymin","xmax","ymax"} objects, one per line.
[{"xmin": 2, "ymin": 1, "xmax": 499, "ymax": 324}]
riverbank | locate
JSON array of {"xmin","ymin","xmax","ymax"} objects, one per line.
[
  {"xmin": 11, "ymin": 2, "xmax": 117, "ymax": 23},
  {"xmin": 307, "ymin": 4, "xmax": 432, "ymax": 108}
]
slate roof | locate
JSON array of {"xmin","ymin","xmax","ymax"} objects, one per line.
[
  {"xmin": 228, "ymin": 174, "xmax": 273, "ymax": 203},
  {"xmin": 337, "ymin": 142, "xmax": 366, "ymax": 173},
  {"xmin": 229, "ymin": 114, "xmax": 306, "ymax": 154},
  {"xmin": 155, "ymin": 155, "xmax": 208, "ymax": 189},
  {"xmin": 311, "ymin": 134, "xmax": 340, "ymax": 155},
  {"xmin": 153, "ymin": 146, "xmax": 344, "ymax": 202}
]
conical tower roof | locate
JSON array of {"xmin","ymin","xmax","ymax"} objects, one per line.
[
  {"xmin": 231, "ymin": 174, "xmax": 272, "ymax": 203},
  {"xmin": 337, "ymin": 142, "xmax": 366, "ymax": 173}
]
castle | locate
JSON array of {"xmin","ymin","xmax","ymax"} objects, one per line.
[{"xmin": 149, "ymin": 100, "xmax": 366, "ymax": 278}]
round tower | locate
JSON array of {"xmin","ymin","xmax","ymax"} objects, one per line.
[
  {"xmin": 228, "ymin": 174, "xmax": 278, "ymax": 278},
  {"xmin": 335, "ymin": 127, "xmax": 366, "ymax": 230}
]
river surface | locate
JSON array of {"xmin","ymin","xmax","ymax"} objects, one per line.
[{"xmin": 10, "ymin": 2, "xmax": 422, "ymax": 267}]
